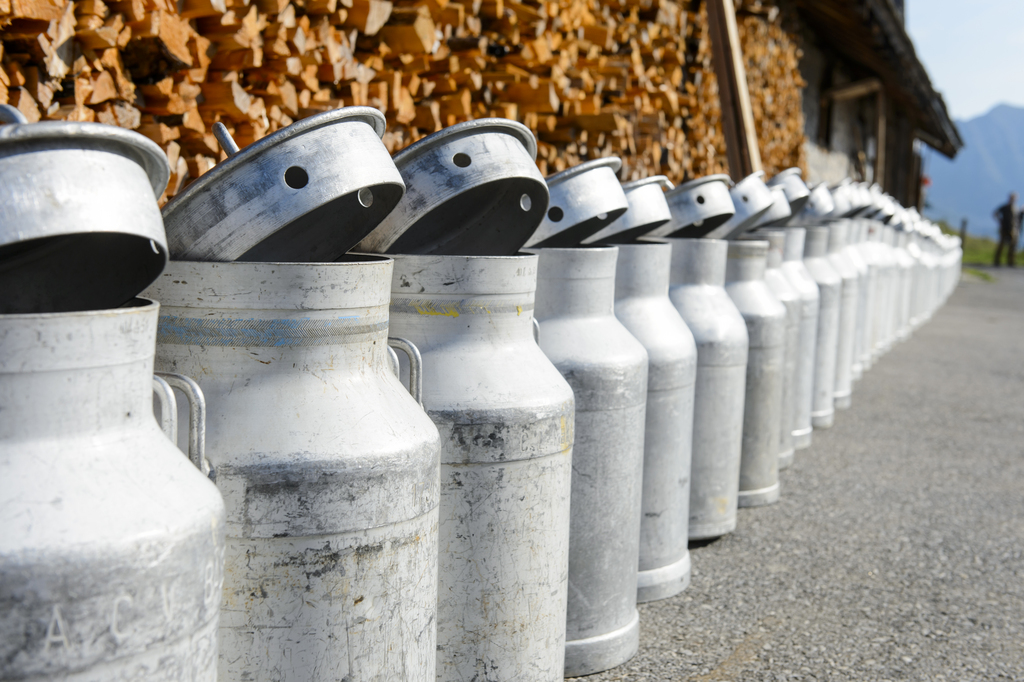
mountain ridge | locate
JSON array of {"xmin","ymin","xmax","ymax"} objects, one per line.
[{"xmin": 923, "ymin": 103, "xmax": 1024, "ymax": 239}]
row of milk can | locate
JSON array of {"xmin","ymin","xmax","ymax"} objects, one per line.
[{"xmin": 0, "ymin": 101, "xmax": 962, "ymax": 681}]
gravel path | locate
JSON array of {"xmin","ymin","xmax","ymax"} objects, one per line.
[{"xmin": 586, "ymin": 268, "xmax": 1024, "ymax": 681}]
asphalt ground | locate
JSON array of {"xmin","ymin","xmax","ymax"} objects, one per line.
[{"xmin": 587, "ymin": 267, "xmax": 1024, "ymax": 681}]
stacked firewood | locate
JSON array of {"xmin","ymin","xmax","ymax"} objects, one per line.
[
  {"xmin": 736, "ymin": 0, "xmax": 805, "ymax": 176},
  {"xmin": 1, "ymin": 0, "xmax": 803, "ymax": 202}
]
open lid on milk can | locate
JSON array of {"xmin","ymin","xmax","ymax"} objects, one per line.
[
  {"xmin": 585, "ymin": 175, "xmax": 674, "ymax": 244},
  {"xmin": 705, "ymin": 170, "xmax": 773, "ymax": 239},
  {"xmin": 525, "ymin": 157, "xmax": 628, "ymax": 247},
  {"xmin": 648, "ymin": 173, "xmax": 734, "ymax": 239},
  {"xmin": 353, "ymin": 119, "xmax": 547, "ymax": 256},
  {"xmin": 163, "ymin": 107, "xmax": 403, "ymax": 263},
  {"xmin": 754, "ymin": 186, "xmax": 794, "ymax": 228},
  {"xmin": 0, "ymin": 105, "xmax": 170, "ymax": 314},
  {"xmin": 766, "ymin": 167, "xmax": 810, "ymax": 216}
]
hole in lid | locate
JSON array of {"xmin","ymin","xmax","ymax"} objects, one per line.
[
  {"xmin": 453, "ymin": 153, "xmax": 472, "ymax": 168},
  {"xmin": 285, "ymin": 166, "xmax": 309, "ymax": 189},
  {"xmin": 696, "ymin": 195, "xmax": 705, "ymax": 204},
  {"xmin": 548, "ymin": 206, "xmax": 564, "ymax": 222},
  {"xmin": 358, "ymin": 187, "xmax": 373, "ymax": 208},
  {"xmin": 520, "ymin": 194, "xmax": 532, "ymax": 211},
  {"xmin": 742, "ymin": 195, "xmax": 749, "ymax": 202}
]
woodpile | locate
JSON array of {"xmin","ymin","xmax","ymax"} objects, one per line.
[
  {"xmin": 1, "ymin": 0, "xmax": 804, "ymax": 203},
  {"xmin": 736, "ymin": 0, "xmax": 805, "ymax": 176}
]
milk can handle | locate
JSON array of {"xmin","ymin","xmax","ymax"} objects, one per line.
[
  {"xmin": 152, "ymin": 375, "xmax": 178, "ymax": 445},
  {"xmin": 154, "ymin": 372, "xmax": 213, "ymax": 480},
  {"xmin": 0, "ymin": 104, "xmax": 29, "ymax": 124},
  {"xmin": 387, "ymin": 337, "xmax": 423, "ymax": 406}
]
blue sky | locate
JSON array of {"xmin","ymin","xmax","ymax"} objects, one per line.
[{"xmin": 905, "ymin": 0, "xmax": 1024, "ymax": 121}]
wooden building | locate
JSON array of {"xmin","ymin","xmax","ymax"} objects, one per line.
[{"xmin": 791, "ymin": 0, "xmax": 962, "ymax": 207}]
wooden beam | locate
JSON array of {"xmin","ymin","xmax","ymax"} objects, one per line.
[
  {"xmin": 706, "ymin": 0, "xmax": 761, "ymax": 180},
  {"xmin": 822, "ymin": 77, "xmax": 882, "ymax": 103}
]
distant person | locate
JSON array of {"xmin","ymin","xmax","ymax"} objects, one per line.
[{"xmin": 993, "ymin": 192, "xmax": 1021, "ymax": 267}]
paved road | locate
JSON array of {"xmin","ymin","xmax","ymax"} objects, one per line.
[{"xmin": 588, "ymin": 268, "xmax": 1024, "ymax": 681}]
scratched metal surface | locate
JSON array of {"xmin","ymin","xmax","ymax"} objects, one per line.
[
  {"xmin": 663, "ymin": 238, "xmax": 748, "ymax": 542},
  {"xmin": 146, "ymin": 260, "xmax": 442, "ymax": 681},
  {"xmin": 613, "ymin": 243, "xmax": 697, "ymax": 604},
  {"xmin": 533, "ymin": 246, "xmax": 650, "ymax": 677},
  {"xmin": 725, "ymin": 240, "xmax": 787, "ymax": 509},
  {"xmin": 803, "ymin": 227, "xmax": 843, "ymax": 430},
  {"xmin": 585, "ymin": 268, "xmax": 1024, "ymax": 681},
  {"xmin": 0, "ymin": 301, "xmax": 226, "ymax": 680},
  {"xmin": 389, "ymin": 253, "xmax": 577, "ymax": 682}
]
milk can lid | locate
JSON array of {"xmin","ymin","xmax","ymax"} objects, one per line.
[{"xmin": 0, "ymin": 106, "xmax": 171, "ymax": 314}]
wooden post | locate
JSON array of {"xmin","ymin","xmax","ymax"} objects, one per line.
[
  {"xmin": 706, "ymin": 0, "xmax": 761, "ymax": 181},
  {"xmin": 960, "ymin": 218, "xmax": 968, "ymax": 243},
  {"xmin": 875, "ymin": 89, "xmax": 887, "ymax": 188}
]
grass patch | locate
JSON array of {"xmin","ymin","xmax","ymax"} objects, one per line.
[
  {"xmin": 938, "ymin": 220, "xmax": 1023, "ymax": 265},
  {"xmin": 963, "ymin": 267, "xmax": 996, "ymax": 282}
]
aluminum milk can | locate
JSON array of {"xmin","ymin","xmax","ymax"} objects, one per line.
[
  {"xmin": 856, "ymin": 220, "xmax": 881, "ymax": 372},
  {"xmin": 757, "ymin": 230, "xmax": 801, "ymax": 470},
  {"xmin": 0, "ymin": 301, "xmax": 226, "ymax": 680},
  {"xmin": 780, "ymin": 228, "xmax": 820, "ymax": 451},
  {"xmin": 663, "ymin": 238, "xmax": 748, "ymax": 537},
  {"xmin": 873, "ymin": 226, "xmax": 898, "ymax": 358},
  {"xmin": 533, "ymin": 246, "xmax": 648, "ymax": 677},
  {"xmin": 708, "ymin": 171, "xmax": 774, "ymax": 239},
  {"xmin": 894, "ymin": 229, "xmax": 916, "ymax": 341},
  {"xmin": 651, "ymin": 174, "xmax": 735, "ymax": 239},
  {"xmin": 146, "ymin": 260, "xmax": 441, "ymax": 682},
  {"xmin": 844, "ymin": 221, "xmax": 870, "ymax": 383},
  {"xmin": 905, "ymin": 230, "xmax": 925, "ymax": 329},
  {"xmin": 725, "ymin": 240, "xmax": 786, "ymax": 507},
  {"xmin": 826, "ymin": 221, "xmax": 859, "ymax": 410},
  {"xmin": 613, "ymin": 242, "xmax": 697, "ymax": 603},
  {"xmin": 387, "ymin": 254, "xmax": 575, "ymax": 682},
  {"xmin": 803, "ymin": 226, "xmax": 843, "ymax": 429}
]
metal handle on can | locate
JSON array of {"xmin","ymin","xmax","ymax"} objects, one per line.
[
  {"xmin": 213, "ymin": 122, "xmax": 241, "ymax": 157},
  {"xmin": 0, "ymin": 104, "xmax": 29, "ymax": 124},
  {"xmin": 154, "ymin": 372, "xmax": 213, "ymax": 480},
  {"xmin": 152, "ymin": 375, "xmax": 178, "ymax": 444},
  {"xmin": 387, "ymin": 337, "xmax": 423, "ymax": 406},
  {"xmin": 386, "ymin": 345, "xmax": 401, "ymax": 377},
  {"xmin": 532, "ymin": 317, "xmax": 540, "ymax": 344}
]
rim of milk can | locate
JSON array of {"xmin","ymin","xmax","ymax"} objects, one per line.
[
  {"xmin": 706, "ymin": 170, "xmax": 774, "ymax": 240},
  {"xmin": 354, "ymin": 118, "xmax": 548, "ymax": 256},
  {"xmin": 525, "ymin": 157, "xmax": 628, "ymax": 248},
  {"xmin": 766, "ymin": 167, "xmax": 810, "ymax": 215},
  {"xmin": 650, "ymin": 173, "xmax": 735, "ymax": 239},
  {"xmin": 162, "ymin": 107, "xmax": 404, "ymax": 263},
  {"xmin": 0, "ymin": 110, "xmax": 171, "ymax": 315},
  {"xmin": 586, "ymin": 175, "xmax": 674, "ymax": 245}
]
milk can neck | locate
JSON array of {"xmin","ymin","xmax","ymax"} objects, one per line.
[
  {"xmin": 803, "ymin": 227, "xmax": 830, "ymax": 258},
  {"xmin": 782, "ymin": 228, "xmax": 807, "ymax": 262},
  {"xmin": 828, "ymin": 222, "xmax": 849, "ymax": 253},
  {"xmin": 755, "ymin": 230, "xmax": 786, "ymax": 269},
  {"xmin": 664, "ymin": 237, "xmax": 728, "ymax": 286},
  {"xmin": 534, "ymin": 247, "xmax": 618, "ymax": 318},
  {"xmin": 391, "ymin": 254, "xmax": 538, "ymax": 334},
  {"xmin": 725, "ymin": 240, "xmax": 768, "ymax": 282},
  {"xmin": 0, "ymin": 302, "xmax": 158, "ymax": 439},
  {"xmin": 614, "ymin": 242, "xmax": 671, "ymax": 299}
]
